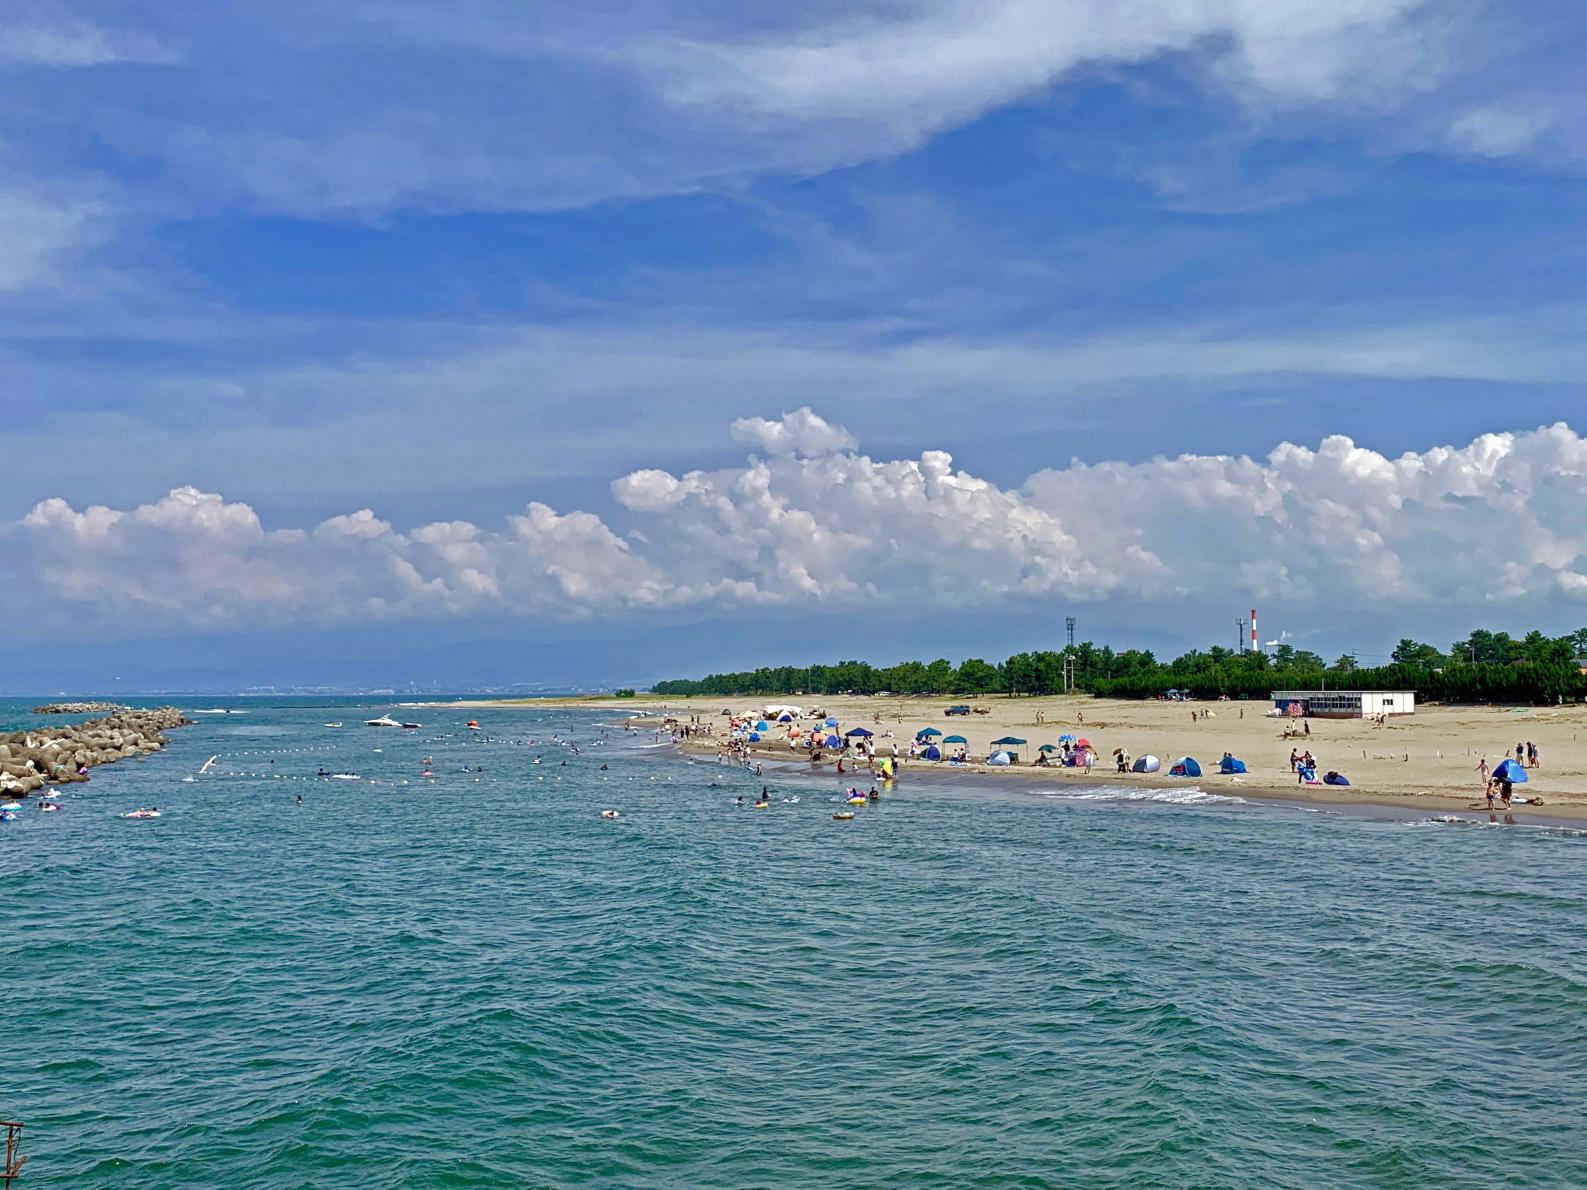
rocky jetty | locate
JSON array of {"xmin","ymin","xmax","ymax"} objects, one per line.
[
  {"xmin": 0, "ymin": 707, "xmax": 191, "ymax": 797},
  {"xmin": 30, "ymin": 701, "xmax": 129, "ymax": 715}
]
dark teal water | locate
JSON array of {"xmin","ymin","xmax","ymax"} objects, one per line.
[{"xmin": 3, "ymin": 698, "xmax": 1585, "ymax": 1187}]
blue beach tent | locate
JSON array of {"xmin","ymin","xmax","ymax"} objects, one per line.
[
  {"xmin": 823, "ymin": 735, "xmax": 842, "ymax": 749},
  {"xmin": 1492, "ymin": 758, "xmax": 1528, "ymax": 783},
  {"xmin": 986, "ymin": 750, "xmax": 1012, "ymax": 766},
  {"xmin": 1218, "ymin": 755, "xmax": 1247, "ymax": 774},
  {"xmin": 923, "ymin": 745, "xmax": 942, "ymax": 760},
  {"xmin": 844, "ymin": 726, "xmax": 874, "ymax": 738},
  {"xmin": 747, "ymin": 732, "xmax": 761, "ymax": 742},
  {"xmin": 1169, "ymin": 756, "xmax": 1202, "ymax": 778},
  {"xmin": 754, "ymin": 720, "xmax": 769, "ymax": 732}
]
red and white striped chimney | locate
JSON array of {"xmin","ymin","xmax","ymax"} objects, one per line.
[{"xmin": 1251, "ymin": 609, "xmax": 1258, "ymax": 654}]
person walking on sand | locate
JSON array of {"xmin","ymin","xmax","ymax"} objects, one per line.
[
  {"xmin": 1477, "ymin": 757, "xmax": 1489, "ymax": 785},
  {"xmin": 1515, "ymin": 743, "xmax": 1524, "ymax": 766},
  {"xmin": 1527, "ymin": 741, "xmax": 1539, "ymax": 768},
  {"xmin": 1289, "ymin": 748, "xmax": 1299, "ymax": 773}
]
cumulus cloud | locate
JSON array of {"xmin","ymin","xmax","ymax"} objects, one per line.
[
  {"xmin": 10, "ymin": 415, "xmax": 1587, "ymax": 631},
  {"xmin": 730, "ymin": 407, "xmax": 858, "ymax": 456}
]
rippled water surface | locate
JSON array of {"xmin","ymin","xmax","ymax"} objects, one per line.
[{"xmin": 4, "ymin": 698, "xmax": 1586, "ymax": 1187}]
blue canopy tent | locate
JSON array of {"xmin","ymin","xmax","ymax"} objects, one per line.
[
  {"xmin": 943, "ymin": 734, "xmax": 968, "ymax": 745},
  {"xmin": 917, "ymin": 727, "xmax": 943, "ymax": 738},
  {"xmin": 844, "ymin": 726, "xmax": 874, "ymax": 738},
  {"xmin": 1169, "ymin": 756, "xmax": 1202, "ymax": 778},
  {"xmin": 1493, "ymin": 758, "xmax": 1528, "ymax": 783},
  {"xmin": 1218, "ymin": 755, "xmax": 1248, "ymax": 774}
]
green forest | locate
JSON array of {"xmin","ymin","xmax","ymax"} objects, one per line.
[{"xmin": 650, "ymin": 628, "xmax": 1587, "ymax": 704}]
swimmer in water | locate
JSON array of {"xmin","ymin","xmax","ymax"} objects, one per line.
[
  {"xmin": 295, "ymin": 794, "xmax": 302, "ymax": 807},
  {"xmin": 736, "ymin": 796, "xmax": 744, "ymax": 807}
]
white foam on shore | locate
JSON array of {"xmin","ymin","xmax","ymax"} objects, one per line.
[{"xmin": 1038, "ymin": 785, "xmax": 1247, "ymax": 807}]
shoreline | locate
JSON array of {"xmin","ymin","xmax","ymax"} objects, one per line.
[
  {"xmin": 660, "ymin": 732, "xmax": 1587, "ymax": 824},
  {"xmin": 414, "ymin": 692, "xmax": 1587, "ymax": 823}
]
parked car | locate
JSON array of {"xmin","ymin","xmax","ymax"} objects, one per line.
[{"xmin": 944, "ymin": 705, "xmax": 971, "ymax": 716}]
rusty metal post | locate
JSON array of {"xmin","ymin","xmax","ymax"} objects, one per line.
[{"xmin": 2, "ymin": 1120, "xmax": 25, "ymax": 1186}]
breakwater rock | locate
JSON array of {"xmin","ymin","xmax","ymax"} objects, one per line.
[
  {"xmin": 0, "ymin": 707, "xmax": 191, "ymax": 796},
  {"xmin": 30, "ymin": 701, "xmax": 130, "ymax": 715}
]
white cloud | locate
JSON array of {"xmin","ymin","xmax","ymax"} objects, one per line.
[
  {"xmin": 730, "ymin": 407, "xmax": 858, "ymax": 456},
  {"xmin": 12, "ymin": 417, "xmax": 1587, "ymax": 631},
  {"xmin": 0, "ymin": 10, "xmax": 173, "ymax": 67},
  {"xmin": 0, "ymin": 187, "xmax": 105, "ymax": 292}
]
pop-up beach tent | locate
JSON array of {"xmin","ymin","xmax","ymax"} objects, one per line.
[
  {"xmin": 986, "ymin": 750, "xmax": 1012, "ymax": 766},
  {"xmin": 1218, "ymin": 755, "xmax": 1248, "ymax": 774},
  {"xmin": 1169, "ymin": 756, "xmax": 1202, "ymax": 777},
  {"xmin": 923, "ymin": 744, "xmax": 942, "ymax": 760},
  {"xmin": 1492, "ymin": 758, "xmax": 1528, "ymax": 783},
  {"xmin": 1132, "ymin": 754, "xmax": 1161, "ymax": 773}
]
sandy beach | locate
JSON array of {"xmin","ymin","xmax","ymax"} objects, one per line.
[{"xmin": 435, "ymin": 693, "xmax": 1587, "ymax": 821}]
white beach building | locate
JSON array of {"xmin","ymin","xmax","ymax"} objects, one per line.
[{"xmin": 1271, "ymin": 690, "xmax": 1416, "ymax": 718}]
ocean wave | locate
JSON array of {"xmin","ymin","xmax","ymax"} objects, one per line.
[{"xmin": 1037, "ymin": 786, "xmax": 1247, "ymax": 807}]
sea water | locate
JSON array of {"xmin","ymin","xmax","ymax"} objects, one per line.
[{"xmin": 2, "ymin": 698, "xmax": 1585, "ymax": 1187}]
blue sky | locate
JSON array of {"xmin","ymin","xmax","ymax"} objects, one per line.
[{"xmin": 4, "ymin": 1, "xmax": 1587, "ymax": 689}]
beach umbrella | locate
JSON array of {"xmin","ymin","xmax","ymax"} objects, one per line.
[
  {"xmin": 1492, "ymin": 758, "xmax": 1528, "ymax": 783},
  {"xmin": 1076, "ymin": 738, "xmax": 1091, "ymax": 748},
  {"xmin": 917, "ymin": 727, "xmax": 943, "ymax": 738},
  {"xmin": 1058, "ymin": 733, "xmax": 1077, "ymax": 743},
  {"xmin": 824, "ymin": 716, "xmax": 839, "ymax": 727},
  {"xmin": 844, "ymin": 726, "xmax": 874, "ymax": 738},
  {"xmin": 943, "ymin": 734, "xmax": 968, "ymax": 744},
  {"xmin": 1039, "ymin": 743, "xmax": 1059, "ymax": 752},
  {"xmin": 991, "ymin": 736, "xmax": 1027, "ymax": 746}
]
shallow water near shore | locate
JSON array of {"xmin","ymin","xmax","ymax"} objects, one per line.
[{"xmin": 4, "ymin": 697, "xmax": 1587, "ymax": 1187}]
